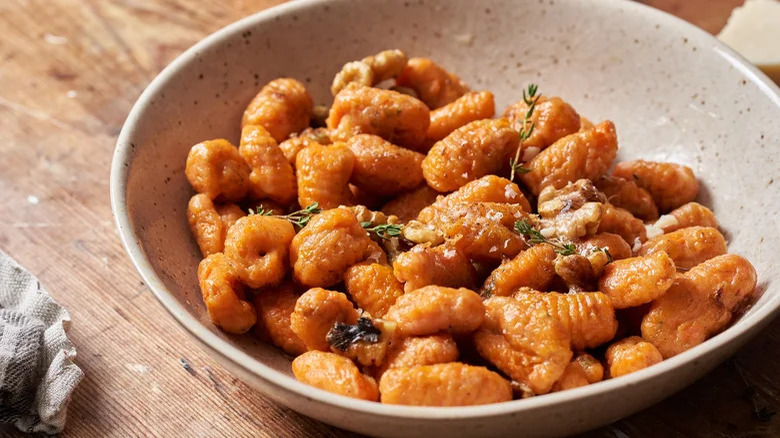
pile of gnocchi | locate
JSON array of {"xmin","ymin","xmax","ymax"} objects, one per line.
[{"xmin": 185, "ymin": 49, "xmax": 758, "ymax": 406}]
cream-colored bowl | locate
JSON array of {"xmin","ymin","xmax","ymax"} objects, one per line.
[{"xmin": 110, "ymin": 0, "xmax": 780, "ymax": 436}]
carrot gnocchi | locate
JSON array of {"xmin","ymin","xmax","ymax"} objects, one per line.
[{"xmin": 182, "ymin": 53, "xmax": 758, "ymax": 405}]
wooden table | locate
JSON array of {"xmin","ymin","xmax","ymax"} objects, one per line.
[{"xmin": 0, "ymin": 0, "xmax": 776, "ymax": 436}]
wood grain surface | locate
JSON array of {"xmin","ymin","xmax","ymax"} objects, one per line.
[{"xmin": 0, "ymin": 0, "xmax": 775, "ymax": 437}]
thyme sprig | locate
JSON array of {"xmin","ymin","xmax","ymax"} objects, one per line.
[
  {"xmin": 592, "ymin": 247, "xmax": 614, "ymax": 263},
  {"xmin": 509, "ymin": 83, "xmax": 540, "ymax": 181},
  {"xmin": 249, "ymin": 202, "xmax": 321, "ymax": 228},
  {"xmin": 361, "ymin": 222, "xmax": 403, "ymax": 240},
  {"xmin": 514, "ymin": 219, "xmax": 576, "ymax": 255}
]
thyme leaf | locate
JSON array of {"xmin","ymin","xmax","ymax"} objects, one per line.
[
  {"xmin": 361, "ymin": 222, "xmax": 403, "ymax": 240},
  {"xmin": 251, "ymin": 202, "xmax": 321, "ymax": 228},
  {"xmin": 509, "ymin": 83, "xmax": 541, "ymax": 181},
  {"xmin": 514, "ymin": 219, "xmax": 576, "ymax": 255}
]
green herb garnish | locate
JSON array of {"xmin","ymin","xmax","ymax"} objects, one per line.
[
  {"xmin": 514, "ymin": 219, "xmax": 576, "ymax": 255},
  {"xmin": 250, "ymin": 202, "xmax": 321, "ymax": 228},
  {"xmin": 361, "ymin": 222, "xmax": 403, "ymax": 240},
  {"xmin": 509, "ymin": 83, "xmax": 540, "ymax": 181}
]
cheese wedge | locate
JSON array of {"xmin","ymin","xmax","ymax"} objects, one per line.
[{"xmin": 717, "ymin": 0, "xmax": 780, "ymax": 84}]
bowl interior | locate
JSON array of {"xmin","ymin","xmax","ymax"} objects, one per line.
[{"xmin": 113, "ymin": 0, "xmax": 780, "ymax": 425}]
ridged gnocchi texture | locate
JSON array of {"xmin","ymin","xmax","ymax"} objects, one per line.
[
  {"xmin": 595, "ymin": 176, "xmax": 659, "ymax": 221},
  {"xmin": 551, "ymin": 353, "xmax": 604, "ymax": 391},
  {"xmin": 346, "ymin": 134, "xmax": 425, "ymax": 196},
  {"xmin": 392, "ymin": 243, "xmax": 478, "ymax": 292},
  {"xmin": 239, "ymin": 124, "xmax": 297, "ymax": 205},
  {"xmin": 279, "ymin": 127, "xmax": 331, "ymax": 164},
  {"xmin": 504, "ymin": 96, "xmax": 581, "ymax": 151},
  {"xmin": 422, "ymin": 119, "xmax": 519, "ymax": 192},
  {"xmin": 427, "ymin": 91, "xmax": 495, "ymax": 141},
  {"xmin": 520, "ymin": 120, "xmax": 618, "ymax": 195},
  {"xmin": 327, "ymin": 85, "xmax": 430, "ymax": 150},
  {"xmin": 295, "ymin": 142, "xmax": 355, "ymax": 209},
  {"xmin": 254, "ymin": 283, "xmax": 307, "ymax": 356},
  {"xmin": 642, "ymin": 254, "xmax": 757, "ymax": 358},
  {"xmin": 344, "ymin": 263, "xmax": 404, "ymax": 318},
  {"xmin": 242, "ymin": 78, "xmax": 313, "ymax": 142},
  {"xmin": 396, "ymin": 57, "xmax": 470, "ymax": 109},
  {"xmin": 381, "ymin": 185, "xmax": 440, "ymax": 223},
  {"xmin": 605, "ymin": 336, "xmax": 663, "ymax": 377},
  {"xmin": 384, "ymin": 286, "xmax": 484, "ymax": 336},
  {"xmin": 417, "ymin": 175, "xmax": 531, "ymax": 223},
  {"xmin": 185, "ymin": 139, "xmax": 250, "ymax": 202},
  {"xmin": 656, "ymin": 202, "xmax": 717, "ymax": 233},
  {"xmin": 612, "ymin": 160, "xmax": 699, "ymax": 213},
  {"xmin": 290, "ymin": 208, "xmax": 383, "ymax": 287},
  {"xmin": 639, "ymin": 226, "xmax": 726, "ymax": 270},
  {"xmin": 599, "ymin": 252, "xmax": 677, "ymax": 309},
  {"xmin": 331, "ymin": 49, "xmax": 409, "ymax": 96},
  {"xmin": 223, "ymin": 215, "xmax": 296, "ymax": 289},
  {"xmin": 597, "ymin": 203, "xmax": 647, "ymax": 246},
  {"xmin": 379, "ymin": 363, "xmax": 511, "ymax": 406},
  {"xmin": 188, "ymin": 194, "xmax": 230, "ymax": 257},
  {"xmin": 197, "ymin": 253, "xmax": 256, "ymax": 334},
  {"xmin": 377, "ymin": 335, "xmax": 459, "ymax": 378},
  {"xmin": 292, "ymin": 351, "xmax": 379, "ymax": 401},
  {"xmin": 481, "ymin": 244, "xmax": 557, "ymax": 297}
]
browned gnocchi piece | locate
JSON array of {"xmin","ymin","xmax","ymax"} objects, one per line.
[
  {"xmin": 331, "ymin": 49, "xmax": 409, "ymax": 96},
  {"xmin": 481, "ymin": 244, "xmax": 557, "ymax": 296},
  {"xmin": 344, "ymin": 263, "xmax": 404, "ymax": 318},
  {"xmin": 242, "ymin": 78, "xmax": 313, "ymax": 142},
  {"xmin": 639, "ymin": 226, "xmax": 726, "ymax": 270},
  {"xmin": 422, "ymin": 119, "xmax": 519, "ymax": 192},
  {"xmin": 417, "ymin": 175, "xmax": 531, "ymax": 223},
  {"xmin": 295, "ymin": 142, "xmax": 355, "ymax": 209},
  {"xmin": 346, "ymin": 134, "xmax": 425, "ymax": 196},
  {"xmin": 381, "ymin": 185, "xmax": 440, "ymax": 223},
  {"xmin": 292, "ymin": 351, "xmax": 379, "ymax": 401},
  {"xmin": 551, "ymin": 353, "xmax": 604, "ymax": 391},
  {"xmin": 290, "ymin": 288, "xmax": 360, "ymax": 351},
  {"xmin": 376, "ymin": 335, "xmax": 459, "ymax": 377},
  {"xmin": 254, "ymin": 283, "xmax": 306, "ymax": 356},
  {"xmin": 379, "ymin": 363, "xmax": 511, "ymax": 406},
  {"xmin": 187, "ymin": 194, "xmax": 229, "ymax": 257},
  {"xmin": 595, "ymin": 175, "xmax": 659, "ymax": 221},
  {"xmin": 384, "ymin": 286, "xmax": 484, "ymax": 336},
  {"xmin": 612, "ymin": 160, "xmax": 699, "ymax": 213},
  {"xmin": 605, "ymin": 336, "xmax": 663, "ymax": 377},
  {"xmin": 290, "ymin": 208, "xmax": 383, "ymax": 287},
  {"xmin": 392, "ymin": 243, "xmax": 478, "ymax": 292},
  {"xmin": 197, "ymin": 253, "xmax": 256, "ymax": 334},
  {"xmin": 426, "ymin": 91, "xmax": 495, "ymax": 141},
  {"xmin": 599, "ymin": 252, "xmax": 677, "ymax": 309},
  {"xmin": 513, "ymin": 291, "xmax": 618, "ymax": 351},
  {"xmin": 641, "ymin": 254, "xmax": 757, "ymax": 357},
  {"xmin": 327, "ymin": 85, "xmax": 430, "ymax": 150},
  {"xmin": 520, "ymin": 120, "xmax": 618, "ymax": 195},
  {"xmin": 475, "ymin": 296, "xmax": 572, "ymax": 395},
  {"xmin": 597, "ymin": 203, "xmax": 647, "ymax": 247},
  {"xmin": 185, "ymin": 139, "xmax": 250, "ymax": 202},
  {"xmin": 504, "ymin": 96, "xmax": 581, "ymax": 151},
  {"xmin": 395, "ymin": 57, "xmax": 470, "ymax": 109},
  {"xmin": 223, "ymin": 215, "xmax": 296, "ymax": 289},
  {"xmin": 239, "ymin": 124, "xmax": 297, "ymax": 205},
  {"xmin": 655, "ymin": 202, "xmax": 717, "ymax": 233}
]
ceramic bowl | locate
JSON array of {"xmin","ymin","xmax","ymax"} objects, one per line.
[{"xmin": 110, "ymin": 0, "xmax": 780, "ymax": 436}]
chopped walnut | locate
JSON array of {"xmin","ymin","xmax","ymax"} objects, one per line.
[
  {"xmin": 537, "ymin": 179, "xmax": 606, "ymax": 241},
  {"xmin": 331, "ymin": 50, "xmax": 409, "ymax": 96},
  {"xmin": 402, "ymin": 220, "xmax": 445, "ymax": 246},
  {"xmin": 554, "ymin": 254, "xmax": 596, "ymax": 291}
]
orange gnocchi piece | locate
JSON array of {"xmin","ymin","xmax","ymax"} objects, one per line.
[
  {"xmin": 216, "ymin": 203, "xmax": 245, "ymax": 231},
  {"xmin": 426, "ymin": 91, "xmax": 495, "ymax": 141},
  {"xmin": 185, "ymin": 139, "xmax": 250, "ymax": 202},
  {"xmin": 377, "ymin": 335, "xmax": 459, "ymax": 377},
  {"xmin": 188, "ymin": 194, "xmax": 230, "ymax": 257},
  {"xmin": 381, "ymin": 185, "xmax": 440, "ymax": 223},
  {"xmin": 239, "ymin": 124, "xmax": 297, "ymax": 205},
  {"xmin": 346, "ymin": 134, "xmax": 425, "ymax": 196},
  {"xmin": 279, "ymin": 127, "xmax": 331, "ymax": 165},
  {"xmin": 290, "ymin": 288, "xmax": 359, "ymax": 351},
  {"xmin": 422, "ymin": 118, "xmax": 519, "ymax": 192},
  {"xmin": 551, "ymin": 353, "xmax": 604, "ymax": 391},
  {"xmin": 599, "ymin": 252, "xmax": 677, "ymax": 309},
  {"xmin": 481, "ymin": 244, "xmax": 557, "ymax": 297},
  {"xmin": 417, "ymin": 175, "xmax": 531, "ymax": 223},
  {"xmin": 612, "ymin": 160, "xmax": 699, "ymax": 213},
  {"xmin": 197, "ymin": 253, "xmax": 256, "ymax": 334},
  {"xmin": 520, "ymin": 120, "xmax": 618, "ymax": 195},
  {"xmin": 379, "ymin": 363, "xmax": 511, "ymax": 406},
  {"xmin": 504, "ymin": 96, "xmax": 581, "ymax": 151},
  {"xmin": 639, "ymin": 226, "xmax": 726, "ymax": 270},
  {"xmin": 395, "ymin": 57, "xmax": 470, "ymax": 109},
  {"xmin": 331, "ymin": 49, "xmax": 409, "ymax": 96},
  {"xmin": 223, "ymin": 215, "xmax": 296, "ymax": 289},
  {"xmin": 242, "ymin": 78, "xmax": 313, "ymax": 142},
  {"xmin": 595, "ymin": 175, "xmax": 659, "ymax": 221},
  {"xmin": 327, "ymin": 85, "xmax": 430, "ymax": 150},
  {"xmin": 290, "ymin": 208, "xmax": 383, "ymax": 287},
  {"xmin": 292, "ymin": 351, "xmax": 379, "ymax": 401},
  {"xmin": 384, "ymin": 286, "xmax": 484, "ymax": 336},
  {"xmin": 254, "ymin": 283, "xmax": 306, "ymax": 356},
  {"xmin": 655, "ymin": 202, "xmax": 717, "ymax": 233},
  {"xmin": 605, "ymin": 336, "xmax": 663, "ymax": 378},
  {"xmin": 475, "ymin": 296, "xmax": 572, "ymax": 395},
  {"xmin": 597, "ymin": 203, "xmax": 647, "ymax": 247},
  {"xmin": 392, "ymin": 243, "xmax": 478, "ymax": 292},
  {"xmin": 575, "ymin": 233, "xmax": 633, "ymax": 261},
  {"xmin": 344, "ymin": 263, "xmax": 404, "ymax": 318},
  {"xmin": 641, "ymin": 254, "xmax": 757, "ymax": 357},
  {"xmin": 295, "ymin": 142, "xmax": 355, "ymax": 209}
]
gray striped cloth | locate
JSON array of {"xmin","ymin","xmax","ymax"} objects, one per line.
[{"xmin": 0, "ymin": 250, "xmax": 83, "ymax": 434}]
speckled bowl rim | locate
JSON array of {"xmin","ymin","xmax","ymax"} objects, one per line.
[{"xmin": 111, "ymin": 0, "xmax": 780, "ymax": 421}]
